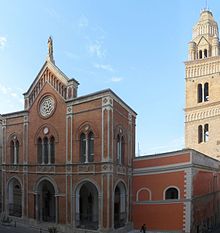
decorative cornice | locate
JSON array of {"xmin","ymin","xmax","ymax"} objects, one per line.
[{"xmin": 185, "ymin": 105, "xmax": 220, "ymax": 122}]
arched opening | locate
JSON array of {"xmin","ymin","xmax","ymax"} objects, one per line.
[
  {"xmin": 10, "ymin": 139, "xmax": 19, "ymax": 164},
  {"xmin": 114, "ymin": 182, "xmax": 126, "ymax": 229},
  {"xmin": 197, "ymin": 84, "xmax": 203, "ymax": 103},
  {"xmin": 121, "ymin": 136, "xmax": 125, "ymax": 164},
  {"xmin": 117, "ymin": 135, "xmax": 120, "ymax": 163},
  {"xmin": 198, "ymin": 125, "xmax": 203, "ymax": 143},
  {"xmin": 50, "ymin": 136, "xmax": 55, "ymax": 164},
  {"xmin": 88, "ymin": 132, "xmax": 94, "ymax": 162},
  {"xmin": 10, "ymin": 140, "xmax": 14, "ymax": 164},
  {"xmin": 204, "ymin": 124, "xmax": 209, "ymax": 142},
  {"xmin": 80, "ymin": 133, "xmax": 86, "ymax": 163},
  {"xmin": 204, "ymin": 49, "xmax": 208, "ymax": 58},
  {"xmin": 204, "ymin": 82, "xmax": 209, "ymax": 102},
  {"xmin": 37, "ymin": 137, "xmax": 42, "ymax": 164},
  {"xmin": 43, "ymin": 137, "xmax": 49, "ymax": 164},
  {"xmin": 165, "ymin": 187, "xmax": 179, "ymax": 200},
  {"xmin": 76, "ymin": 182, "xmax": 99, "ymax": 230},
  {"xmin": 37, "ymin": 180, "xmax": 56, "ymax": 222},
  {"xmin": 199, "ymin": 50, "xmax": 203, "ymax": 59},
  {"xmin": 8, "ymin": 178, "xmax": 22, "ymax": 217}
]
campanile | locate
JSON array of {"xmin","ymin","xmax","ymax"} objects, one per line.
[{"xmin": 185, "ymin": 9, "xmax": 220, "ymax": 159}]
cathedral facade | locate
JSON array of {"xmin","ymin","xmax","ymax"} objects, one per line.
[{"xmin": 0, "ymin": 38, "xmax": 136, "ymax": 232}]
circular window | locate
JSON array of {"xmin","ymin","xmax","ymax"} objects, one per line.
[{"xmin": 39, "ymin": 96, "xmax": 55, "ymax": 118}]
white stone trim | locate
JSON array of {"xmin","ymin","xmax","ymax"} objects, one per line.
[
  {"xmin": 163, "ymin": 186, "xmax": 180, "ymax": 200},
  {"xmin": 184, "ymin": 168, "xmax": 193, "ymax": 199},
  {"xmin": 133, "ymin": 162, "xmax": 191, "ymax": 173},
  {"xmin": 183, "ymin": 201, "xmax": 191, "ymax": 233},
  {"xmin": 133, "ymin": 167, "xmax": 187, "ymax": 176},
  {"xmin": 136, "ymin": 187, "xmax": 152, "ymax": 201}
]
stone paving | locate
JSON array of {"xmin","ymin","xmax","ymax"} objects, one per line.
[{"xmin": 0, "ymin": 223, "xmax": 40, "ymax": 233}]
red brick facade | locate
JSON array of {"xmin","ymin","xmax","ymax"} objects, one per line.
[{"xmin": 0, "ymin": 55, "xmax": 136, "ymax": 233}]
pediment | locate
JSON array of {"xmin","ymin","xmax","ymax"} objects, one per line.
[
  {"xmin": 23, "ymin": 60, "xmax": 79, "ymax": 110},
  {"xmin": 197, "ymin": 36, "xmax": 210, "ymax": 47}
]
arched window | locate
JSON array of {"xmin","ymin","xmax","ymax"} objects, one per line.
[
  {"xmin": 80, "ymin": 131, "xmax": 95, "ymax": 163},
  {"xmin": 199, "ymin": 50, "xmax": 203, "ymax": 59},
  {"xmin": 117, "ymin": 135, "xmax": 120, "ymax": 163},
  {"xmin": 204, "ymin": 124, "xmax": 209, "ymax": 142},
  {"xmin": 121, "ymin": 136, "xmax": 125, "ymax": 164},
  {"xmin": 10, "ymin": 141, "xmax": 14, "ymax": 164},
  {"xmin": 198, "ymin": 125, "xmax": 203, "ymax": 143},
  {"xmin": 15, "ymin": 140, "xmax": 19, "ymax": 164},
  {"xmin": 10, "ymin": 139, "xmax": 19, "ymax": 164},
  {"xmin": 116, "ymin": 134, "xmax": 125, "ymax": 164},
  {"xmin": 204, "ymin": 82, "xmax": 209, "ymax": 102},
  {"xmin": 137, "ymin": 188, "xmax": 151, "ymax": 201},
  {"xmin": 37, "ymin": 138, "xmax": 42, "ymax": 164},
  {"xmin": 43, "ymin": 137, "xmax": 49, "ymax": 164},
  {"xmin": 88, "ymin": 132, "xmax": 94, "ymax": 162},
  {"xmin": 165, "ymin": 187, "xmax": 179, "ymax": 200},
  {"xmin": 37, "ymin": 136, "xmax": 56, "ymax": 164},
  {"xmin": 198, "ymin": 84, "xmax": 203, "ymax": 103},
  {"xmin": 204, "ymin": 49, "xmax": 208, "ymax": 58},
  {"xmin": 80, "ymin": 133, "xmax": 86, "ymax": 163},
  {"xmin": 50, "ymin": 136, "xmax": 55, "ymax": 164}
]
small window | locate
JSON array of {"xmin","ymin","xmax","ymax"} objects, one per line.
[
  {"xmin": 198, "ymin": 125, "xmax": 203, "ymax": 143},
  {"xmin": 204, "ymin": 124, "xmax": 209, "ymax": 142},
  {"xmin": 43, "ymin": 137, "xmax": 49, "ymax": 164},
  {"xmin": 88, "ymin": 132, "xmax": 94, "ymax": 162},
  {"xmin": 121, "ymin": 136, "xmax": 125, "ymax": 164},
  {"xmin": 198, "ymin": 84, "xmax": 203, "ymax": 103},
  {"xmin": 204, "ymin": 82, "xmax": 209, "ymax": 102},
  {"xmin": 117, "ymin": 135, "xmax": 120, "ymax": 163},
  {"xmin": 165, "ymin": 187, "xmax": 179, "ymax": 200},
  {"xmin": 10, "ymin": 139, "xmax": 19, "ymax": 164},
  {"xmin": 204, "ymin": 49, "xmax": 208, "ymax": 58},
  {"xmin": 37, "ymin": 138, "xmax": 42, "ymax": 164},
  {"xmin": 50, "ymin": 136, "xmax": 55, "ymax": 164},
  {"xmin": 199, "ymin": 50, "xmax": 203, "ymax": 59},
  {"xmin": 15, "ymin": 140, "xmax": 19, "ymax": 164},
  {"xmin": 80, "ymin": 133, "xmax": 86, "ymax": 163},
  {"xmin": 10, "ymin": 141, "xmax": 14, "ymax": 164}
]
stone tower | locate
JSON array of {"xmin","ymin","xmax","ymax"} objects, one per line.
[{"xmin": 185, "ymin": 9, "xmax": 220, "ymax": 159}]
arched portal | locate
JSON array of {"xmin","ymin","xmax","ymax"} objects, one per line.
[
  {"xmin": 76, "ymin": 182, "xmax": 99, "ymax": 230},
  {"xmin": 114, "ymin": 182, "xmax": 127, "ymax": 228},
  {"xmin": 37, "ymin": 180, "xmax": 56, "ymax": 222},
  {"xmin": 8, "ymin": 178, "xmax": 22, "ymax": 217}
]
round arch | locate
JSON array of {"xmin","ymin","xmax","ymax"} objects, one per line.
[
  {"xmin": 7, "ymin": 177, "xmax": 22, "ymax": 217},
  {"xmin": 113, "ymin": 180, "xmax": 127, "ymax": 229},
  {"xmin": 136, "ymin": 187, "xmax": 152, "ymax": 201},
  {"xmin": 33, "ymin": 176, "xmax": 59, "ymax": 195},
  {"xmin": 35, "ymin": 178, "xmax": 57, "ymax": 223},
  {"xmin": 74, "ymin": 180, "xmax": 99, "ymax": 230},
  {"xmin": 163, "ymin": 185, "xmax": 180, "ymax": 200}
]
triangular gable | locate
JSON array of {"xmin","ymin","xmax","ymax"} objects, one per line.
[
  {"xmin": 197, "ymin": 36, "xmax": 210, "ymax": 46},
  {"xmin": 23, "ymin": 60, "xmax": 79, "ymax": 110}
]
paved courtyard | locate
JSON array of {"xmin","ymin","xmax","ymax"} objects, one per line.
[{"xmin": 0, "ymin": 223, "xmax": 45, "ymax": 233}]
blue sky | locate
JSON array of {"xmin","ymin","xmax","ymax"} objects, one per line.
[{"xmin": 0, "ymin": 0, "xmax": 219, "ymax": 155}]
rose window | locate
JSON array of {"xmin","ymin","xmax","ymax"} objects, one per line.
[{"xmin": 39, "ymin": 96, "xmax": 55, "ymax": 117}]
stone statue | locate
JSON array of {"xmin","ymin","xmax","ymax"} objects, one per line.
[{"xmin": 48, "ymin": 36, "xmax": 53, "ymax": 57}]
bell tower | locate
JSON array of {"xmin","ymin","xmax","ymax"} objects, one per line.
[{"xmin": 185, "ymin": 9, "xmax": 220, "ymax": 159}]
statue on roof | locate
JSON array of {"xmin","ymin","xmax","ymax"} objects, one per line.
[
  {"xmin": 48, "ymin": 36, "xmax": 53, "ymax": 57},
  {"xmin": 47, "ymin": 36, "xmax": 55, "ymax": 64}
]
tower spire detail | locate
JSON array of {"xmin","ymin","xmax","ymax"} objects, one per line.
[{"xmin": 47, "ymin": 36, "xmax": 55, "ymax": 64}]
